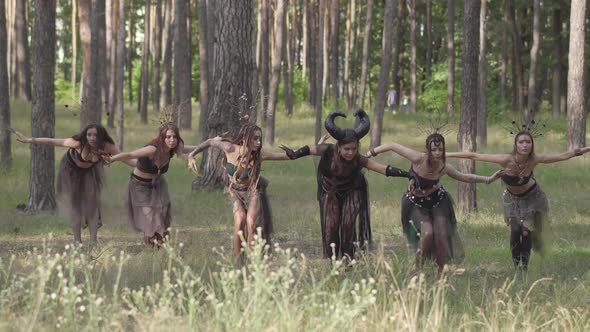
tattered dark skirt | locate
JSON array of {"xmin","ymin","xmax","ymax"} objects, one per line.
[
  {"xmin": 502, "ymin": 183, "xmax": 548, "ymax": 231},
  {"xmin": 56, "ymin": 152, "xmax": 103, "ymax": 226},
  {"xmin": 318, "ymin": 174, "xmax": 370, "ymax": 259},
  {"xmin": 401, "ymin": 187, "xmax": 464, "ymax": 262},
  {"xmin": 125, "ymin": 174, "xmax": 171, "ymax": 239},
  {"xmin": 225, "ymin": 176, "xmax": 273, "ymax": 243}
]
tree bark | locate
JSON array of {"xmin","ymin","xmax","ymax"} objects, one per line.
[
  {"xmin": 426, "ymin": 0, "xmax": 432, "ymax": 77},
  {"xmin": 138, "ymin": 0, "xmax": 150, "ymax": 124},
  {"xmin": 447, "ymin": 0, "xmax": 455, "ymax": 114},
  {"xmin": 116, "ymin": 0, "xmax": 125, "ymax": 149},
  {"xmin": 152, "ymin": 0, "xmax": 162, "ymax": 113},
  {"xmin": 315, "ymin": 0, "xmax": 325, "ymax": 142},
  {"xmin": 260, "ymin": 0, "xmax": 270, "ymax": 121},
  {"xmin": 508, "ymin": 0, "xmax": 524, "ymax": 113},
  {"xmin": 29, "ymin": 0, "xmax": 56, "ymax": 211},
  {"xmin": 499, "ymin": 0, "xmax": 508, "ymax": 108},
  {"xmin": 71, "ymin": 0, "xmax": 78, "ymax": 93},
  {"xmin": 195, "ymin": 0, "xmax": 257, "ymax": 189},
  {"xmin": 97, "ymin": 0, "xmax": 106, "ymax": 121},
  {"xmin": 127, "ymin": 0, "xmax": 134, "ymax": 103},
  {"xmin": 328, "ymin": 0, "xmax": 339, "ymax": 105},
  {"xmin": 477, "ymin": 0, "xmax": 487, "ymax": 147},
  {"xmin": 284, "ymin": 0, "xmax": 295, "ymax": 116},
  {"xmin": 14, "ymin": 0, "xmax": 31, "ymax": 100},
  {"xmin": 457, "ymin": 0, "xmax": 480, "ymax": 214},
  {"xmin": 409, "ymin": 0, "xmax": 417, "ymax": 113},
  {"xmin": 174, "ymin": 0, "xmax": 192, "ymax": 129},
  {"xmin": 198, "ymin": 0, "xmax": 209, "ymax": 141},
  {"xmin": 344, "ymin": 0, "xmax": 355, "ymax": 109},
  {"xmin": 392, "ymin": 0, "xmax": 405, "ymax": 104},
  {"xmin": 566, "ymin": 0, "xmax": 587, "ymax": 149},
  {"xmin": 306, "ymin": 0, "xmax": 316, "ymax": 106},
  {"xmin": 526, "ymin": 0, "xmax": 541, "ymax": 120},
  {"xmin": 265, "ymin": 0, "xmax": 286, "ymax": 145},
  {"xmin": 0, "ymin": 0, "xmax": 11, "ymax": 168},
  {"xmin": 358, "ymin": 0, "xmax": 373, "ymax": 109},
  {"xmin": 321, "ymin": 0, "xmax": 329, "ymax": 102},
  {"xmin": 551, "ymin": 8, "xmax": 562, "ymax": 117},
  {"xmin": 107, "ymin": 0, "xmax": 118, "ymax": 128},
  {"xmin": 160, "ymin": 0, "xmax": 173, "ymax": 108},
  {"xmin": 302, "ymin": 0, "xmax": 308, "ymax": 80},
  {"xmin": 370, "ymin": 0, "xmax": 395, "ymax": 148},
  {"xmin": 79, "ymin": 0, "xmax": 100, "ymax": 127}
]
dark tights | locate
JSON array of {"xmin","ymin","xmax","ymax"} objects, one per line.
[{"xmin": 509, "ymin": 212, "xmax": 543, "ymax": 270}]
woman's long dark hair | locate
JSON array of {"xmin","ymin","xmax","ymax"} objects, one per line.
[
  {"xmin": 71, "ymin": 124, "xmax": 114, "ymax": 150},
  {"xmin": 425, "ymin": 133, "xmax": 446, "ymax": 170},
  {"xmin": 149, "ymin": 123, "xmax": 185, "ymax": 165}
]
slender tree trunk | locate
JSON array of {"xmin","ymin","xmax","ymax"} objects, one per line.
[
  {"xmin": 107, "ymin": 0, "xmax": 118, "ymax": 128},
  {"xmin": 477, "ymin": 0, "xmax": 487, "ymax": 147},
  {"xmin": 116, "ymin": 0, "xmax": 125, "ymax": 149},
  {"xmin": 71, "ymin": 0, "xmax": 77, "ymax": 93},
  {"xmin": 97, "ymin": 0, "xmax": 106, "ymax": 120},
  {"xmin": 195, "ymin": 0, "xmax": 257, "ymax": 189},
  {"xmin": 302, "ymin": 0, "xmax": 308, "ymax": 79},
  {"xmin": 127, "ymin": 0, "xmax": 134, "ymax": 103},
  {"xmin": 321, "ymin": 0, "xmax": 329, "ymax": 102},
  {"xmin": 260, "ymin": 0, "xmax": 270, "ymax": 121},
  {"xmin": 370, "ymin": 0, "xmax": 395, "ymax": 148},
  {"xmin": 138, "ymin": 0, "xmax": 150, "ymax": 124},
  {"xmin": 447, "ymin": 0, "xmax": 455, "ymax": 114},
  {"xmin": 392, "ymin": 0, "xmax": 405, "ymax": 102},
  {"xmin": 358, "ymin": 0, "xmax": 373, "ymax": 109},
  {"xmin": 344, "ymin": 0, "xmax": 355, "ymax": 109},
  {"xmin": 198, "ymin": 0, "xmax": 209, "ymax": 141},
  {"xmin": 284, "ymin": 0, "xmax": 295, "ymax": 116},
  {"xmin": 426, "ymin": 0, "xmax": 432, "ymax": 77},
  {"xmin": 552, "ymin": 8, "xmax": 562, "ymax": 117},
  {"xmin": 566, "ymin": 0, "xmax": 587, "ymax": 149},
  {"xmin": 79, "ymin": 0, "xmax": 100, "ymax": 127},
  {"xmin": 152, "ymin": 0, "xmax": 162, "ymax": 113},
  {"xmin": 315, "ymin": 0, "xmax": 325, "ymax": 142},
  {"xmin": 160, "ymin": 0, "xmax": 173, "ymax": 108},
  {"xmin": 307, "ymin": 0, "xmax": 316, "ymax": 106},
  {"xmin": 174, "ymin": 0, "xmax": 192, "ymax": 129},
  {"xmin": 329, "ymin": 0, "xmax": 339, "ymax": 105},
  {"xmin": 0, "ymin": 0, "xmax": 11, "ymax": 168},
  {"xmin": 500, "ymin": 0, "xmax": 508, "ymax": 107},
  {"xmin": 457, "ymin": 0, "xmax": 480, "ymax": 213},
  {"xmin": 508, "ymin": 0, "xmax": 524, "ymax": 113},
  {"xmin": 29, "ymin": 0, "xmax": 56, "ymax": 211},
  {"xmin": 6, "ymin": 0, "xmax": 11, "ymax": 92},
  {"xmin": 14, "ymin": 0, "xmax": 31, "ymax": 100},
  {"xmin": 526, "ymin": 0, "xmax": 541, "ymax": 120},
  {"xmin": 265, "ymin": 0, "xmax": 286, "ymax": 145},
  {"xmin": 409, "ymin": 0, "xmax": 417, "ymax": 113}
]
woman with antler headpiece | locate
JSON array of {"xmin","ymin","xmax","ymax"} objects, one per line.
[
  {"xmin": 107, "ymin": 123, "xmax": 197, "ymax": 246},
  {"xmin": 368, "ymin": 129, "xmax": 504, "ymax": 274},
  {"xmin": 12, "ymin": 125, "xmax": 133, "ymax": 244},
  {"xmin": 188, "ymin": 123, "xmax": 294, "ymax": 262},
  {"xmin": 280, "ymin": 109, "xmax": 413, "ymax": 260},
  {"xmin": 447, "ymin": 121, "xmax": 590, "ymax": 270}
]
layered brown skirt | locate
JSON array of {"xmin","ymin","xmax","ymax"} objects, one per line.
[
  {"xmin": 125, "ymin": 174, "xmax": 171, "ymax": 241},
  {"xmin": 502, "ymin": 183, "xmax": 548, "ymax": 231},
  {"xmin": 56, "ymin": 152, "xmax": 103, "ymax": 226}
]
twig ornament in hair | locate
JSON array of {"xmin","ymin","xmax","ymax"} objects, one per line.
[
  {"xmin": 324, "ymin": 109, "xmax": 370, "ymax": 142},
  {"xmin": 504, "ymin": 118, "xmax": 546, "ymax": 138},
  {"xmin": 416, "ymin": 110, "xmax": 452, "ymax": 137},
  {"xmin": 157, "ymin": 105, "xmax": 176, "ymax": 128}
]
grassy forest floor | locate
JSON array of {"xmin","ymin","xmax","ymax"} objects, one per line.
[{"xmin": 1, "ymin": 102, "xmax": 590, "ymax": 330}]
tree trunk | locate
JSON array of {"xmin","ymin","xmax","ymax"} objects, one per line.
[
  {"xmin": 79, "ymin": 0, "xmax": 100, "ymax": 127},
  {"xmin": 306, "ymin": 0, "xmax": 316, "ymax": 106},
  {"xmin": 260, "ymin": 0, "xmax": 270, "ymax": 121},
  {"xmin": 447, "ymin": 0, "xmax": 455, "ymax": 114},
  {"xmin": 116, "ymin": 0, "xmax": 125, "ymax": 149},
  {"xmin": 174, "ymin": 0, "xmax": 192, "ymax": 129},
  {"xmin": 426, "ymin": 0, "xmax": 432, "ymax": 77},
  {"xmin": 302, "ymin": 0, "xmax": 308, "ymax": 80},
  {"xmin": 198, "ymin": 0, "xmax": 209, "ymax": 141},
  {"xmin": 344, "ymin": 0, "xmax": 355, "ymax": 109},
  {"xmin": 71, "ymin": 0, "xmax": 77, "ymax": 93},
  {"xmin": 107, "ymin": 0, "xmax": 118, "ymax": 128},
  {"xmin": 358, "ymin": 0, "xmax": 373, "ymax": 109},
  {"xmin": 526, "ymin": 0, "xmax": 541, "ymax": 120},
  {"xmin": 551, "ymin": 8, "xmax": 562, "ymax": 117},
  {"xmin": 409, "ymin": 0, "xmax": 417, "ymax": 113},
  {"xmin": 508, "ymin": 0, "xmax": 524, "ymax": 113},
  {"xmin": 457, "ymin": 0, "xmax": 480, "ymax": 214},
  {"xmin": 127, "ymin": 0, "xmax": 134, "ymax": 103},
  {"xmin": 0, "ymin": 0, "xmax": 11, "ymax": 168},
  {"xmin": 29, "ymin": 0, "xmax": 56, "ymax": 211},
  {"xmin": 265, "ymin": 0, "xmax": 286, "ymax": 145},
  {"xmin": 329, "ymin": 0, "xmax": 339, "ymax": 105},
  {"xmin": 321, "ymin": 0, "xmax": 329, "ymax": 102},
  {"xmin": 566, "ymin": 0, "xmax": 587, "ymax": 150},
  {"xmin": 370, "ymin": 0, "xmax": 394, "ymax": 148},
  {"xmin": 477, "ymin": 0, "xmax": 487, "ymax": 147},
  {"xmin": 284, "ymin": 0, "xmax": 295, "ymax": 116},
  {"xmin": 97, "ymin": 0, "xmax": 106, "ymax": 121},
  {"xmin": 499, "ymin": 0, "xmax": 508, "ymax": 108},
  {"xmin": 392, "ymin": 0, "xmax": 405, "ymax": 103},
  {"xmin": 152, "ymin": 0, "xmax": 162, "ymax": 113},
  {"xmin": 160, "ymin": 0, "xmax": 173, "ymax": 108},
  {"xmin": 14, "ymin": 0, "xmax": 31, "ymax": 100},
  {"xmin": 138, "ymin": 0, "xmax": 150, "ymax": 124},
  {"xmin": 315, "ymin": 0, "xmax": 325, "ymax": 142},
  {"xmin": 195, "ymin": 0, "xmax": 257, "ymax": 189}
]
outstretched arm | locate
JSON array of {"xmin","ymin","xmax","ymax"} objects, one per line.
[
  {"xmin": 277, "ymin": 143, "xmax": 329, "ymax": 160},
  {"xmin": 104, "ymin": 143, "xmax": 137, "ymax": 167},
  {"xmin": 367, "ymin": 142, "xmax": 423, "ymax": 164},
  {"xmin": 444, "ymin": 164, "xmax": 504, "ymax": 184},
  {"xmin": 446, "ymin": 151, "xmax": 510, "ymax": 165},
  {"xmin": 536, "ymin": 146, "xmax": 590, "ymax": 164},
  {"xmin": 108, "ymin": 145, "xmax": 156, "ymax": 163},
  {"xmin": 11, "ymin": 128, "xmax": 79, "ymax": 149},
  {"xmin": 187, "ymin": 137, "xmax": 234, "ymax": 172},
  {"xmin": 365, "ymin": 159, "xmax": 413, "ymax": 178}
]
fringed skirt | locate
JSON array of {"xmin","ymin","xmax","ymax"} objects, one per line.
[
  {"xmin": 401, "ymin": 187, "xmax": 464, "ymax": 263},
  {"xmin": 125, "ymin": 174, "xmax": 171, "ymax": 240},
  {"xmin": 56, "ymin": 152, "xmax": 103, "ymax": 226},
  {"xmin": 502, "ymin": 183, "xmax": 548, "ymax": 231},
  {"xmin": 225, "ymin": 176, "xmax": 273, "ymax": 243},
  {"xmin": 318, "ymin": 175, "xmax": 371, "ymax": 259}
]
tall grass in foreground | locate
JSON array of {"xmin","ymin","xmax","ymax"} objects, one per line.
[{"xmin": 0, "ymin": 234, "xmax": 589, "ymax": 331}]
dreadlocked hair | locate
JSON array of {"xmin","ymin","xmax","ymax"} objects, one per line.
[
  {"xmin": 229, "ymin": 124, "xmax": 263, "ymax": 194},
  {"xmin": 331, "ymin": 135, "xmax": 360, "ymax": 175},
  {"xmin": 425, "ymin": 133, "xmax": 446, "ymax": 170}
]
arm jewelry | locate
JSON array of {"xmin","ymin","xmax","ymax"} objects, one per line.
[
  {"xmin": 385, "ymin": 165, "xmax": 412, "ymax": 178},
  {"xmin": 471, "ymin": 174, "xmax": 493, "ymax": 184},
  {"xmin": 279, "ymin": 145, "xmax": 310, "ymax": 160},
  {"xmin": 370, "ymin": 148, "xmax": 378, "ymax": 157}
]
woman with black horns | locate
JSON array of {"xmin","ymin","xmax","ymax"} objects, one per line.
[{"xmin": 280, "ymin": 109, "xmax": 413, "ymax": 260}]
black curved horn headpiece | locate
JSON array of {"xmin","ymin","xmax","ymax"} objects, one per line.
[
  {"xmin": 324, "ymin": 109, "xmax": 371, "ymax": 141},
  {"xmin": 353, "ymin": 109, "xmax": 370, "ymax": 139},
  {"xmin": 324, "ymin": 110, "xmax": 348, "ymax": 141}
]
